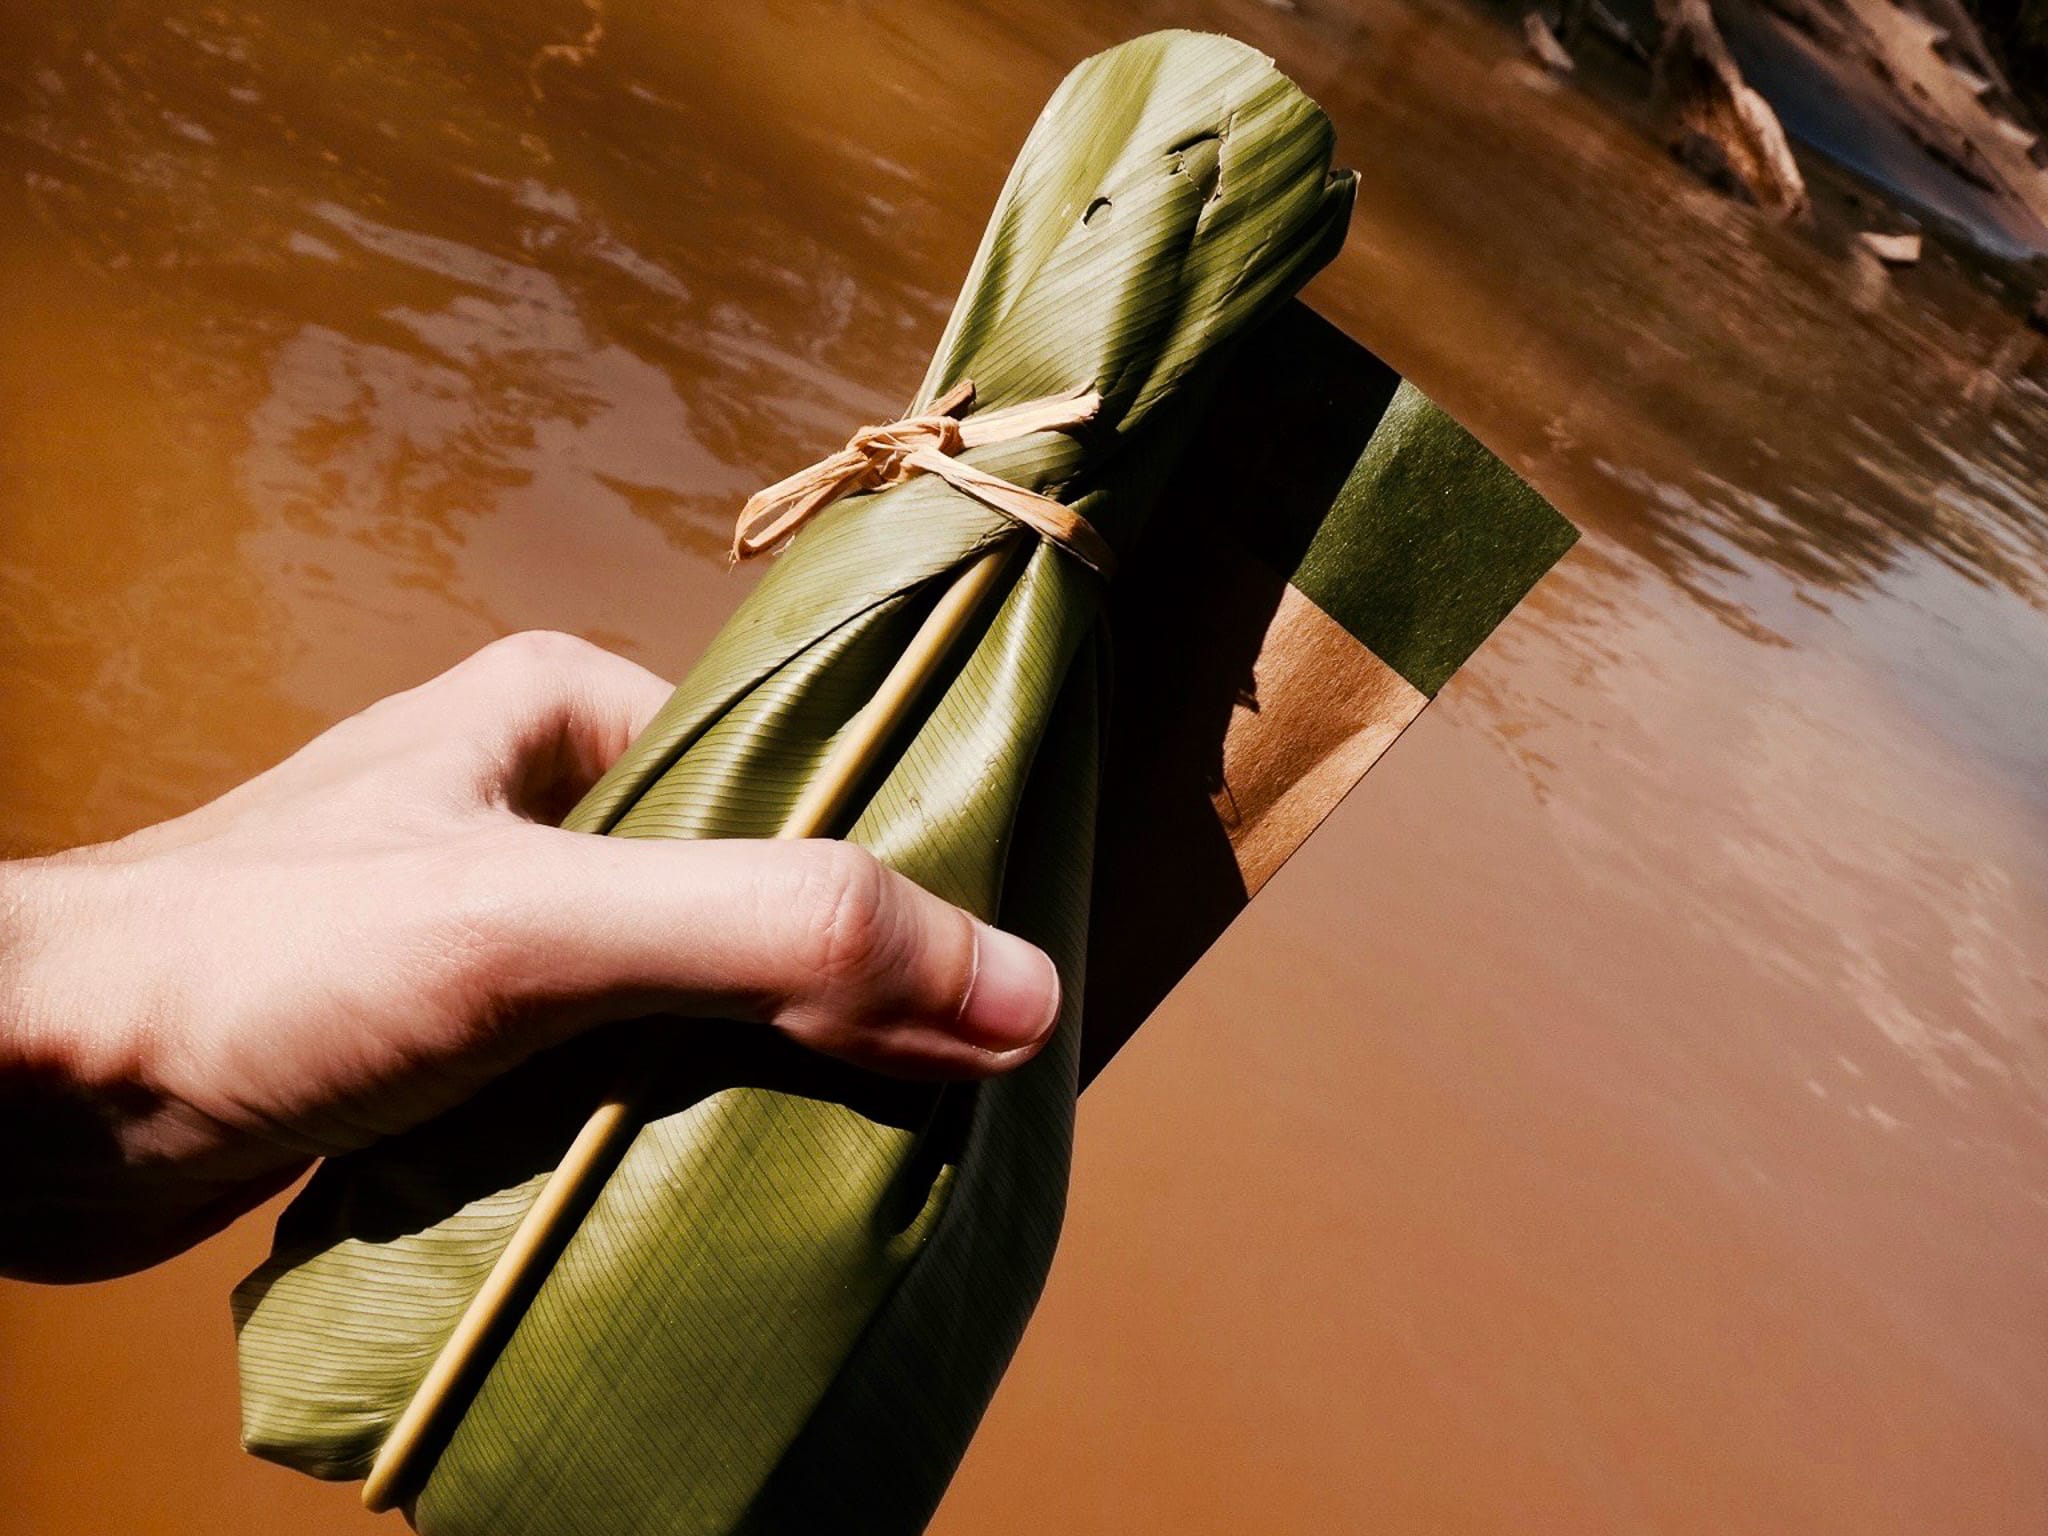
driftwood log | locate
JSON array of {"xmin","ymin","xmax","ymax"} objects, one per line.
[
  {"xmin": 1524, "ymin": 9, "xmax": 1579, "ymax": 73},
  {"xmin": 1652, "ymin": 0, "xmax": 1811, "ymax": 215}
]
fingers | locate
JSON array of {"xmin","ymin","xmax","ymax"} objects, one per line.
[
  {"xmin": 412, "ymin": 632, "xmax": 676, "ymax": 820},
  {"xmin": 466, "ymin": 833, "xmax": 1062, "ymax": 1080}
]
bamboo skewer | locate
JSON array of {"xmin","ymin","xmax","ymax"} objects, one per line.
[
  {"xmin": 361, "ymin": 540, "xmax": 1022, "ymax": 1513},
  {"xmin": 774, "ymin": 541, "xmax": 1018, "ymax": 837}
]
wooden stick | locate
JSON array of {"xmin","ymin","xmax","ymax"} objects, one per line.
[
  {"xmin": 775, "ymin": 543, "xmax": 1017, "ymax": 837},
  {"xmin": 361, "ymin": 539, "xmax": 1021, "ymax": 1513}
]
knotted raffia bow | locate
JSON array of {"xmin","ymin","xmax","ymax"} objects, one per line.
[{"xmin": 730, "ymin": 379, "xmax": 1112, "ymax": 574}]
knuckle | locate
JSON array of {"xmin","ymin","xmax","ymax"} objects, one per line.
[
  {"xmin": 469, "ymin": 629, "xmax": 595, "ymax": 686},
  {"xmin": 788, "ymin": 842, "xmax": 900, "ymax": 995}
]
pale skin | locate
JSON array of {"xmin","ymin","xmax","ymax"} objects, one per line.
[{"xmin": 0, "ymin": 631, "xmax": 1061, "ymax": 1283}]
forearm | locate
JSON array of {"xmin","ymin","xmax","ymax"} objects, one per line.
[
  {"xmin": 2, "ymin": 853, "xmax": 121, "ymax": 1279},
  {"xmin": 0, "ymin": 850, "xmax": 237, "ymax": 1282}
]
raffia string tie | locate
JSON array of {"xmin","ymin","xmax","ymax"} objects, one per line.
[{"xmin": 730, "ymin": 379, "xmax": 1112, "ymax": 574}]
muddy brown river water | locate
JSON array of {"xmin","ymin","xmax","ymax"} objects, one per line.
[{"xmin": 3, "ymin": 1, "xmax": 2046, "ymax": 1532}]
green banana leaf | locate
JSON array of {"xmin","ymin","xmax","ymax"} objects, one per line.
[{"xmin": 236, "ymin": 30, "xmax": 1357, "ymax": 1536}]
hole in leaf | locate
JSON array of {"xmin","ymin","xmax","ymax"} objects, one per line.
[{"xmin": 1171, "ymin": 133, "xmax": 1223, "ymax": 204}]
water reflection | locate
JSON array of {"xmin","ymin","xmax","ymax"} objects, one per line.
[
  {"xmin": 12, "ymin": 0, "xmax": 2048, "ymax": 624},
  {"xmin": 3, "ymin": 0, "xmax": 2046, "ymax": 1533}
]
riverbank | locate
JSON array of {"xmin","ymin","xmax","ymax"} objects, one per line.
[{"xmin": 1514, "ymin": 0, "xmax": 2048, "ymax": 279}]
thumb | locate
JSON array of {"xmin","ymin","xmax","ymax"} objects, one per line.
[{"xmin": 473, "ymin": 830, "xmax": 1063, "ymax": 1079}]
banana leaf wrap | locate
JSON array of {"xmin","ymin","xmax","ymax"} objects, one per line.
[{"xmin": 234, "ymin": 30, "xmax": 1355, "ymax": 1536}]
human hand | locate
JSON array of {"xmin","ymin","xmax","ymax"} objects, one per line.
[{"xmin": 0, "ymin": 631, "xmax": 1060, "ymax": 1282}]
